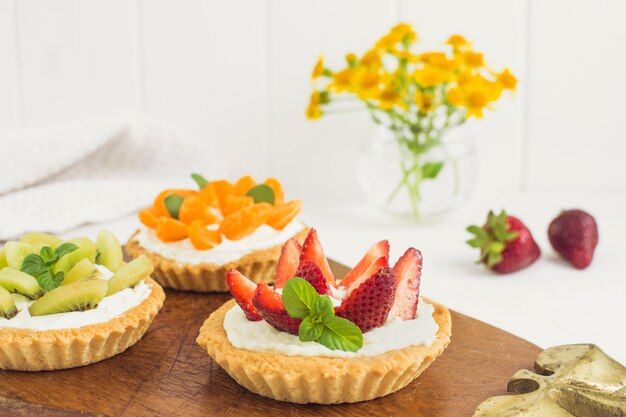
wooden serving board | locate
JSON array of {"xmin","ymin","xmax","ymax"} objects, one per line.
[{"xmin": 0, "ymin": 261, "xmax": 541, "ymax": 417}]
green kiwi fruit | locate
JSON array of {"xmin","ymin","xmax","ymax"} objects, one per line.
[
  {"xmin": 0, "ymin": 287, "xmax": 18, "ymax": 319},
  {"xmin": 0, "ymin": 267, "xmax": 43, "ymax": 299},
  {"xmin": 0, "ymin": 249, "xmax": 7, "ymax": 269},
  {"xmin": 62, "ymin": 258, "xmax": 101, "ymax": 286},
  {"xmin": 107, "ymin": 255, "xmax": 154, "ymax": 296},
  {"xmin": 4, "ymin": 241, "xmax": 46, "ymax": 270},
  {"xmin": 53, "ymin": 237, "xmax": 98, "ymax": 275},
  {"xmin": 28, "ymin": 280, "xmax": 108, "ymax": 317},
  {"xmin": 95, "ymin": 229, "xmax": 123, "ymax": 272},
  {"xmin": 19, "ymin": 232, "xmax": 63, "ymax": 249}
]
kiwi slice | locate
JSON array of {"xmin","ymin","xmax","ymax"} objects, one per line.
[
  {"xmin": 62, "ymin": 258, "xmax": 100, "ymax": 286},
  {"xmin": 0, "ymin": 287, "xmax": 18, "ymax": 319},
  {"xmin": 28, "ymin": 280, "xmax": 107, "ymax": 317},
  {"xmin": 0, "ymin": 267, "xmax": 43, "ymax": 299},
  {"xmin": 53, "ymin": 237, "xmax": 97, "ymax": 275},
  {"xmin": 0, "ymin": 249, "xmax": 7, "ymax": 269},
  {"xmin": 107, "ymin": 255, "xmax": 154, "ymax": 296},
  {"xmin": 95, "ymin": 229, "xmax": 123, "ymax": 272},
  {"xmin": 19, "ymin": 232, "xmax": 63, "ymax": 249},
  {"xmin": 4, "ymin": 241, "xmax": 46, "ymax": 270}
]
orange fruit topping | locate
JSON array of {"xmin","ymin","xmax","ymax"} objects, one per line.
[
  {"xmin": 267, "ymin": 199, "xmax": 302, "ymax": 230},
  {"xmin": 264, "ymin": 178, "xmax": 285, "ymax": 205},
  {"xmin": 210, "ymin": 180, "xmax": 234, "ymax": 211},
  {"xmin": 138, "ymin": 207, "xmax": 160, "ymax": 228},
  {"xmin": 153, "ymin": 189, "xmax": 196, "ymax": 217},
  {"xmin": 220, "ymin": 202, "xmax": 273, "ymax": 241},
  {"xmin": 234, "ymin": 175, "xmax": 257, "ymax": 196},
  {"xmin": 187, "ymin": 220, "xmax": 222, "ymax": 250},
  {"xmin": 222, "ymin": 194, "xmax": 254, "ymax": 217},
  {"xmin": 156, "ymin": 217, "xmax": 188, "ymax": 242},
  {"xmin": 198, "ymin": 184, "xmax": 219, "ymax": 208},
  {"xmin": 179, "ymin": 195, "xmax": 220, "ymax": 225}
]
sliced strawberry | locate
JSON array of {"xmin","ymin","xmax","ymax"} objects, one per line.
[
  {"xmin": 252, "ymin": 283, "xmax": 301, "ymax": 335},
  {"xmin": 299, "ymin": 228, "xmax": 336, "ymax": 287},
  {"xmin": 343, "ymin": 256, "xmax": 388, "ymax": 296},
  {"xmin": 335, "ymin": 267, "xmax": 396, "ymax": 333},
  {"xmin": 340, "ymin": 240, "xmax": 389, "ymax": 288},
  {"xmin": 226, "ymin": 269, "xmax": 262, "ymax": 321},
  {"xmin": 388, "ymin": 248, "xmax": 422, "ymax": 320},
  {"xmin": 274, "ymin": 237, "xmax": 302, "ymax": 289},
  {"xmin": 295, "ymin": 260, "xmax": 331, "ymax": 295}
]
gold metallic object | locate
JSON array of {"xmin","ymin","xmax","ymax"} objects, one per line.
[{"xmin": 474, "ymin": 344, "xmax": 626, "ymax": 416}]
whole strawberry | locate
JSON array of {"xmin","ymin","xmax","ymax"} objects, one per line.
[
  {"xmin": 467, "ymin": 210, "xmax": 541, "ymax": 273},
  {"xmin": 548, "ymin": 209, "xmax": 598, "ymax": 269}
]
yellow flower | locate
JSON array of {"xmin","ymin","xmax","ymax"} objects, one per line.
[
  {"xmin": 345, "ymin": 53, "xmax": 357, "ymax": 65},
  {"xmin": 446, "ymin": 34, "xmax": 470, "ymax": 49},
  {"xmin": 328, "ymin": 68, "xmax": 356, "ymax": 92},
  {"xmin": 419, "ymin": 52, "xmax": 457, "ymax": 70},
  {"xmin": 377, "ymin": 86, "xmax": 402, "ymax": 110},
  {"xmin": 355, "ymin": 69, "xmax": 381, "ymax": 99},
  {"xmin": 462, "ymin": 51, "xmax": 484, "ymax": 68},
  {"xmin": 395, "ymin": 50, "xmax": 419, "ymax": 63},
  {"xmin": 449, "ymin": 73, "xmax": 503, "ymax": 118},
  {"xmin": 498, "ymin": 68, "xmax": 517, "ymax": 90},
  {"xmin": 360, "ymin": 49, "xmax": 382, "ymax": 68},
  {"xmin": 375, "ymin": 32, "xmax": 401, "ymax": 52},
  {"xmin": 446, "ymin": 87, "xmax": 463, "ymax": 106},
  {"xmin": 311, "ymin": 56, "xmax": 324, "ymax": 79},
  {"xmin": 306, "ymin": 91, "xmax": 322, "ymax": 120},
  {"xmin": 390, "ymin": 23, "xmax": 418, "ymax": 43},
  {"xmin": 414, "ymin": 65, "xmax": 450, "ymax": 87},
  {"xmin": 464, "ymin": 89, "xmax": 489, "ymax": 118},
  {"xmin": 414, "ymin": 90, "xmax": 434, "ymax": 113}
]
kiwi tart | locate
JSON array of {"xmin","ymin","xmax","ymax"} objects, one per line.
[{"xmin": 0, "ymin": 230, "xmax": 165, "ymax": 371}]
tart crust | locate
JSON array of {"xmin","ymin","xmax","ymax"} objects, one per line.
[
  {"xmin": 125, "ymin": 227, "xmax": 309, "ymax": 292},
  {"xmin": 196, "ymin": 298, "xmax": 452, "ymax": 404},
  {"xmin": 0, "ymin": 277, "xmax": 165, "ymax": 371}
]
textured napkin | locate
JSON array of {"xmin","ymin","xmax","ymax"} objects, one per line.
[{"xmin": 0, "ymin": 119, "xmax": 221, "ymax": 239}]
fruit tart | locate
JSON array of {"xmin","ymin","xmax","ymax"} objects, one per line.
[
  {"xmin": 0, "ymin": 230, "xmax": 164, "ymax": 371},
  {"xmin": 197, "ymin": 228, "xmax": 451, "ymax": 404},
  {"xmin": 126, "ymin": 174, "xmax": 308, "ymax": 292}
]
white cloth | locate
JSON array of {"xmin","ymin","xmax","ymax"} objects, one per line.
[{"xmin": 0, "ymin": 119, "xmax": 222, "ymax": 239}]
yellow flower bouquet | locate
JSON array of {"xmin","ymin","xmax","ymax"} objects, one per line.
[{"xmin": 307, "ymin": 23, "xmax": 517, "ymax": 219}]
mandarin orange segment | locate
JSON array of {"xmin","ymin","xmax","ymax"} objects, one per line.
[
  {"xmin": 210, "ymin": 180, "xmax": 235, "ymax": 211},
  {"xmin": 156, "ymin": 217, "xmax": 188, "ymax": 242},
  {"xmin": 179, "ymin": 195, "xmax": 220, "ymax": 225},
  {"xmin": 198, "ymin": 184, "xmax": 219, "ymax": 208},
  {"xmin": 266, "ymin": 199, "xmax": 302, "ymax": 230},
  {"xmin": 138, "ymin": 207, "xmax": 160, "ymax": 228},
  {"xmin": 220, "ymin": 203, "xmax": 273, "ymax": 241},
  {"xmin": 187, "ymin": 220, "xmax": 222, "ymax": 250},
  {"xmin": 222, "ymin": 194, "xmax": 254, "ymax": 217},
  {"xmin": 264, "ymin": 178, "xmax": 285, "ymax": 205},
  {"xmin": 153, "ymin": 189, "xmax": 197, "ymax": 217},
  {"xmin": 234, "ymin": 175, "xmax": 257, "ymax": 196}
]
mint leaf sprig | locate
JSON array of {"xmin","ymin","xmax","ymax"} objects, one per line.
[
  {"xmin": 20, "ymin": 243, "xmax": 78, "ymax": 291},
  {"xmin": 282, "ymin": 277, "xmax": 363, "ymax": 352}
]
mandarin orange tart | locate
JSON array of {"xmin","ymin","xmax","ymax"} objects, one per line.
[
  {"xmin": 197, "ymin": 228, "xmax": 451, "ymax": 404},
  {"xmin": 0, "ymin": 230, "xmax": 164, "ymax": 371},
  {"xmin": 126, "ymin": 174, "xmax": 308, "ymax": 292}
]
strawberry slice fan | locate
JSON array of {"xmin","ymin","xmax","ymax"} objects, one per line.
[{"xmin": 226, "ymin": 228, "xmax": 423, "ymax": 336}]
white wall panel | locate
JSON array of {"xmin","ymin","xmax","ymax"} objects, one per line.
[
  {"xmin": 400, "ymin": 0, "xmax": 528, "ymax": 192},
  {"xmin": 267, "ymin": 0, "xmax": 397, "ymax": 191},
  {"xmin": 16, "ymin": 0, "xmax": 135, "ymax": 127},
  {"xmin": 526, "ymin": 0, "xmax": 626, "ymax": 191},
  {"xmin": 0, "ymin": 0, "xmax": 19, "ymax": 130},
  {"xmin": 141, "ymin": 0, "xmax": 267, "ymax": 178}
]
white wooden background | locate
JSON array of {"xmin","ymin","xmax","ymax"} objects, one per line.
[{"xmin": 1, "ymin": 0, "xmax": 625, "ymax": 194}]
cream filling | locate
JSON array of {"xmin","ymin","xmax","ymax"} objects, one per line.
[
  {"xmin": 0, "ymin": 265, "xmax": 152, "ymax": 331},
  {"xmin": 224, "ymin": 297, "xmax": 439, "ymax": 358},
  {"xmin": 134, "ymin": 220, "xmax": 305, "ymax": 265}
]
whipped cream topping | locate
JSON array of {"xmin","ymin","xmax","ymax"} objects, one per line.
[
  {"xmin": 134, "ymin": 220, "xmax": 305, "ymax": 265},
  {"xmin": 224, "ymin": 297, "xmax": 439, "ymax": 358},
  {"xmin": 0, "ymin": 265, "xmax": 152, "ymax": 331}
]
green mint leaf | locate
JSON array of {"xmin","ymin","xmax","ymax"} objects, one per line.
[
  {"xmin": 191, "ymin": 173, "xmax": 209, "ymax": 189},
  {"xmin": 164, "ymin": 194, "xmax": 185, "ymax": 219},
  {"xmin": 20, "ymin": 253, "xmax": 46, "ymax": 277},
  {"xmin": 245, "ymin": 184, "xmax": 275, "ymax": 205},
  {"xmin": 40, "ymin": 246, "xmax": 55, "ymax": 263},
  {"xmin": 282, "ymin": 277, "xmax": 319, "ymax": 319},
  {"xmin": 311, "ymin": 295, "xmax": 334, "ymax": 318},
  {"xmin": 298, "ymin": 315, "xmax": 325, "ymax": 342},
  {"xmin": 422, "ymin": 162, "xmax": 444, "ymax": 179},
  {"xmin": 55, "ymin": 242, "xmax": 78, "ymax": 260},
  {"xmin": 36, "ymin": 271, "xmax": 62, "ymax": 292},
  {"xmin": 318, "ymin": 316, "xmax": 363, "ymax": 352},
  {"xmin": 53, "ymin": 271, "xmax": 65, "ymax": 286}
]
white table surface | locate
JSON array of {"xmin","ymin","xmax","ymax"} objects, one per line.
[{"xmin": 66, "ymin": 186, "xmax": 626, "ymax": 365}]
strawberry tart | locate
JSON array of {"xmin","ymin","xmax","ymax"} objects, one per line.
[
  {"xmin": 197, "ymin": 228, "xmax": 452, "ymax": 404},
  {"xmin": 126, "ymin": 174, "xmax": 308, "ymax": 292}
]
